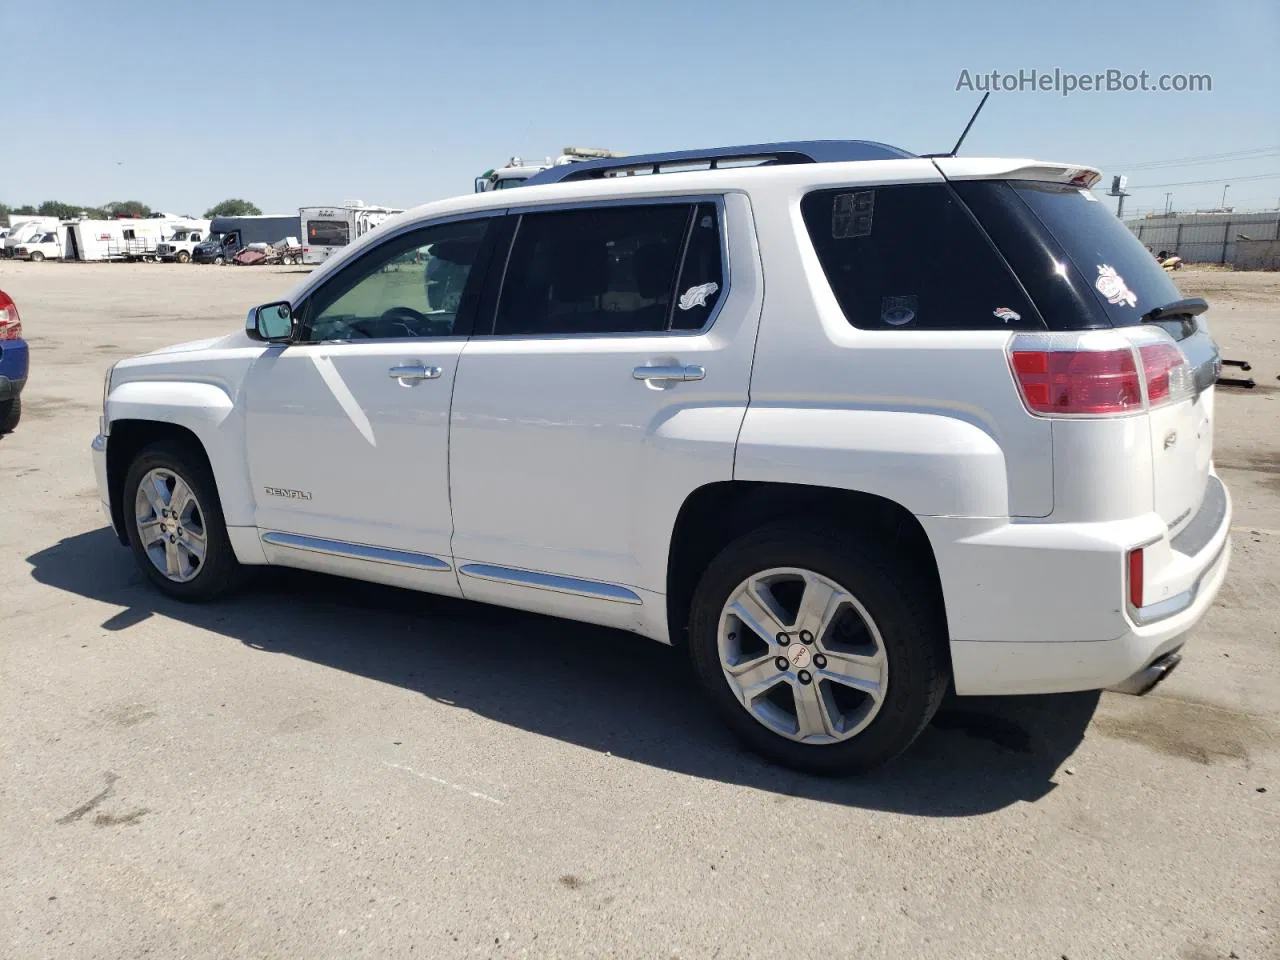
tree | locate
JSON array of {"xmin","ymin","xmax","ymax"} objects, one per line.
[
  {"xmin": 0, "ymin": 203, "xmax": 11, "ymax": 220},
  {"xmin": 103, "ymin": 200, "xmax": 152, "ymax": 218},
  {"xmin": 204, "ymin": 198, "xmax": 262, "ymax": 218},
  {"xmin": 37, "ymin": 200, "xmax": 88, "ymax": 220}
]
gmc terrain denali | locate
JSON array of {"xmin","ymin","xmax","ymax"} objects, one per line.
[{"xmin": 92, "ymin": 142, "xmax": 1230, "ymax": 773}]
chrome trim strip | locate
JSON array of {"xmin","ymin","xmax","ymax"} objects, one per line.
[
  {"xmin": 261, "ymin": 531, "xmax": 451, "ymax": 571},
  {"xmin": 458, "ymin": 563, "xmax": 642, "ymax": 604}
]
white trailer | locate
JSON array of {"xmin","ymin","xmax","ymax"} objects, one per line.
[
  {"xmin": 299, "ymin": 202, "xmax": 403, "ymax": 265},
  {"xmin": 61, "ymin": 217, "xmax": 207, "ymax": 262},
  {"xmin": 474, "ymin": 146, "xmax": 622, "ymax": 192}
]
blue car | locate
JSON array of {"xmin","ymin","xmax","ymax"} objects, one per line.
[{"xmin": 0, "ymin": 288, "xmax": 28, "ymax": 433}]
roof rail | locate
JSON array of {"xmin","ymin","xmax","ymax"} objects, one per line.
[{"xmin": 524, "ymin": 140, "xmax": 915, "ymax": 186}]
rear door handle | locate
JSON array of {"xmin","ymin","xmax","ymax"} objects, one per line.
[
  {"xmin": 632, "ymin": 364, "xmax": 705, "ymax": 383},
  {"xmin": 388, "ymin": 363, "xmax": 442, "ymax": 383}
]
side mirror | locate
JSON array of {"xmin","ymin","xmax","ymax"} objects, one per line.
[{"xmin": 247, "ymin": 301, "xmax": 295, "ymax": 343}]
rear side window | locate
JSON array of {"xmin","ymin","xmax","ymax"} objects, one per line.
[
  {"xmin": 801, "ymin": 184, "xmax": 1039, "ymax": 331},
  {"xmin": 308, "ymin": 220, "xmax": 350, "ymax": 247},
  {"xmin": 494, "ymin": 202, "xmax": 722, "ymax": 336}
]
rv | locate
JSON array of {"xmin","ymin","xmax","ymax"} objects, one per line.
[
  {"xmin": 3, "ymin": 216, "xmax": 62, "ymax": 258},
  {"xmin": 474, "ymin": 147, "xmax": 622, "ymax": 192},
  {"xmin": 192, "ymin": 215, "xmax": 300, "ymax": 264},
  {"xmin": 299, "ymin": 202, "xmax": 403, "ymax": 265}
]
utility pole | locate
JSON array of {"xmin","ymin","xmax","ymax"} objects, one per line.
[
  {"xmin": 1164, "ymin": 192, "xmax": 1172, "ymax": 215},
  {"xmin": 1221, "ymin": 184, "xmax": 1230, "ymax": 210}
]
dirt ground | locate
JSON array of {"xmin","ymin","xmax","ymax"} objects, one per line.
[{"xmin": 0, "ymin": 261, "xmax": 1276, "ymax": 959}]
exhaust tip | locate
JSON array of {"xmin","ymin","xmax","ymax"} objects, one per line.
[{"xmin": 1108, "ymin": 651, "xmax": 1183, "ymax": 697}]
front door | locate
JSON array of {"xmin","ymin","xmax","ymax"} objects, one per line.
[
  {"xmin": 448, "ymin": 196, "xmax": 762, "ymax": 625},
  {"xmin": 243, "ymin": 216, "xmax": 495, "ymax": 590}
]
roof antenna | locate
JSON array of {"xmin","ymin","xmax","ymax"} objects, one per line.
[{"xmin": 946, "ymin": 92, "xmax": 990, "ymax": 157}]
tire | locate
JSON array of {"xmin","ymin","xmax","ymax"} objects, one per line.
[
  {"xmin": 0, "ymin": 397, "xmax": 20, "ymax": 433},
  {"xmin": 30, "ymin": 251, "xmax": 44, "ymax": 262},
  {"xmin": 687, "ymin": 523, "xmax": 950, "ymax": 775},
  {"xmin": 122, "ymin": 441, "xmax": 240, "ymax": 601},
  {"xmin": 175, "ymin": 250, "xmax": 190, "ymax": 263},
  {"xmin": 213, "ymin": 255, "xmax": 224, "ymax": 265}
]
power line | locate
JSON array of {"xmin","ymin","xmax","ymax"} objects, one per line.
[
  {"xmin": 1101, "ymin": 145, "xmax": 1280, "ymax": 169},
  {"xmin": 1129, "ymin": 171, "xmax": 1280, "ymax": 189}
]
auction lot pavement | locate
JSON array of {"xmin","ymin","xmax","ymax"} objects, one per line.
[{"xmin": 1, "ymin": 262, "xmax": 1277, "ymax": 959}]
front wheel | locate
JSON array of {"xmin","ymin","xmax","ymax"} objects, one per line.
[
  {"xmin": 175, "ymin": 250, "xmax": 190, "ymax": 263},
  {"xmin": 688, "ymin": 524, "xmax": 949, "ymax": 775},
  {"xmin": 213, "ymin": 255, "xmax": 224, "ymax": 265},
  {"xmin": 30, "ymin": 251, "xmax": 44, "ymax": 262},
  {"xmin": 123, "ymin": 441, "xmax": 240, "ymax": 601}
]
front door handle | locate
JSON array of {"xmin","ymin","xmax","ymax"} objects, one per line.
[
  {"xmin": 632, "ymin": 364, "xmax": 706, "ymax": 383},
  {"xmin": 388, "ymin": 363, "xmax": 442, "ymax": 383}
]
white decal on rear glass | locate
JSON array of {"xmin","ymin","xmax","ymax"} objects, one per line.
[
  {"xmin": 1095, "ymin": 264, "xmax": 1137, "ymax": 308},
  {"xmin": 678, "ymin": 282, "xmax": 719, "ymax": 311},
  {"xmin": 993, "ymin": 306, "xmax": 1021, "ymax": 323},
  {"xmin": 832, "ymin": 191, "xmax": 875, "ymax": 239}
]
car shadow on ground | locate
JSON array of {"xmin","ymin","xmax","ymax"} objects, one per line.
[{"xmin": 28, "ymin": 528, "xmax": 1100, "ymax": 817}]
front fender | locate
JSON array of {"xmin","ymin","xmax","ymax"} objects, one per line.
[
  {"xmin": 733, "ymin": 407, "xmax": 1009, "ymax": 518},
  {"xmin": 106, "ymin": 380, "xmax": 254, "ymax": 526}
]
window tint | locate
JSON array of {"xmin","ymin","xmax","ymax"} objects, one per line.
[
  {"xmin": 671, "ymin": 202, "xmax": 724, "ymax": 331},
  {"xmin": 1008, "ymin": 180, "xmax": 1182, "ymax": 327},
  {"xmin": 493, "ymin": 204, "xmax": 692, "ymax": 336},
  {"xmin": 301, "ymin": 219, "xmax": 489, "ymax": 342},
  {"xmin": 308, "ymin": 220, "xmax": 350, "ymax": 247},
  {"xmin": 801, "ymin": 184, "xmax": 1039, "ymax": 331}
]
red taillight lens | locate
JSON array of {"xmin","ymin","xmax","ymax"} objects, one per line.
[
  {"xmin": 0, "ymin": 290, "xmax": 21, "ymax": 340},
  {"xmin": 1127, "ymin": 547, "xmax": 1144, "ymax": 609},
  {"xmin": 1138, "ymin": 341, "xmax": 1189, "ymax": 406},
  {"xmin": 1011, "ymin": 348, "xmax": 1142, "ymax": 415}
]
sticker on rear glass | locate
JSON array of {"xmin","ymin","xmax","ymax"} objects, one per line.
[
  {"xmin": 678, "ymin": 282, "xmax": 719, "ymax": 311},
  {"xmin": 832, "ymin": 191, "xmax": 875, "ymax": 239},
  {"xmin": 1095, "ymin": 264, "xmax": 1137, "ymax": 308},
  {"xmin": 881, "ymin": 295, "xmax": 917, "ymax": 326},
  {"xmin": 993, "ymin": 306, "xmax": 1021, "ymax": 323}
]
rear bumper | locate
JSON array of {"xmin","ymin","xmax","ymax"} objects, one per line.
[
  {"xmin": 0, "ymin": 339, "xmax": 30, "ymax": 398},
  {"xmin": 922, "ymin": 473, "xmax": 1232, "ymax": 695}
]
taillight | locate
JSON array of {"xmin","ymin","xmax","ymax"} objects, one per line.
[
  {"xmin": 1011, "ymin": 348, "xmax": 1142, "ymax": 415},
  {"xmin": 1010, "ymin": 329, "xmax": 1191, "ymax": 418},
  {"xmin": 1127, "ymin": 546, "xmax": 1144, "ymax": 610},
  {"xmin": 0, "ymin": 289, "xmax": 21, "ymax": 340},
  {"xmin": 1138, "ymin": 341, "xmax": 1193, "ymax": 407}
]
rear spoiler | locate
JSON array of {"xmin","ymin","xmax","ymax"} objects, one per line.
[{"xmin": 932, "ymin": 158, "xmax": 1101, "ymax": 188}]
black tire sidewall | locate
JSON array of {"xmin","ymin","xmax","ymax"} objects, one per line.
[
  {"xmin": 122, "ymin": 441, "xmax": 239, "ymax": 601},
  {"xmin": 0, "ymin": 397, "xmax": 19, "ymax": 433},
  {"xmin": 688, "ymin": 525, "xmax": 948, "ymax": 775}
]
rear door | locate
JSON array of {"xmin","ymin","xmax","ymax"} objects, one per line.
[
  {"xmin": 1004, "ymin": 180, "xmax": 1218, "ymax": 530},
  {"xmin": 448, "ymin": 194, "xmax": 762, "ymax": 622},
  {"xmin": 951, "ymin": 176, "xmax": 1220, "ymax": 531}
]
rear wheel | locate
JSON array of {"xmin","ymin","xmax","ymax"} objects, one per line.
[
  {"xmin": 123, "ymin": 441, "xmax": 240, "ymax": 601},
  {"xmin": 688, "ymin": 524, "xmax": 949, "ymax": 775},
  {"xmin": 175, "ymin": 250, "xmax": 190, "ymax": 263},
  {"xmin": 30, "ymin": 251, "xmax": 44, "ymax": 262},
  {"xmin": 0, "ymin": 397, "xmax": 21, "ymax": 433}
]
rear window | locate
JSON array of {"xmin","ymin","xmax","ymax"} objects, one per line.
[
  {"xmin": 1008, "ymin": 180, "xmax": 1181, "ymax": 326},
  {"xmin": 801, "ymin": 184, "xmax": 1039, "ymax": 331},
  {"xmin": 307, "ymin": 220, "xmax": 350, "ymax": 247}
]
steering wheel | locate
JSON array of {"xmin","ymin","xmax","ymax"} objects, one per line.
[{"xmin": 380, "ymin": 306, "xmax": 451, "ymax": 337}]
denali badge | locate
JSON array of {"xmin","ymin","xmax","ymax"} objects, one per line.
[
  {"xmin": 264, "ymin": 486, "xmax": 313, "ymax": 501},
  {"xmin": 1164, "ymin": 431, "xmax": 1177, "ymax": 450}
]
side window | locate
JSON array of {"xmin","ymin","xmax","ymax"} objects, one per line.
[
  {"xmin": 800, "ymin": 184, "xmax": 1038, "ymax": 331},
  {"xmin": 308, "ymin": 220, "xmax": 350, "ymax": 247},
  {"xmin": 493, "ymin": 204, "xmax": 692, "ymax": 336},
  {"xmin": 670, "ymin": 202, "xmax": 724, "ymax": 331},
  {"xmin": 300, "ymin": 218, "xmax": 489, "ymax": 343}
]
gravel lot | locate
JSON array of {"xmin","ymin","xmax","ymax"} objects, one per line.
[{"xmin": 1, "ymin": 262, "xmax": 1276, "ymax": 959}]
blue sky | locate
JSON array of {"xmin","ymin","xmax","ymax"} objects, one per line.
[{"xmin": 2, "ymin": 0, "xmax": 1277, "ymax": 217}]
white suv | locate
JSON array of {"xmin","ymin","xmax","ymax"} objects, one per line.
[{"xmin": 92, "ymin": 141, "xmax": 1231, "ymax": 773}]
